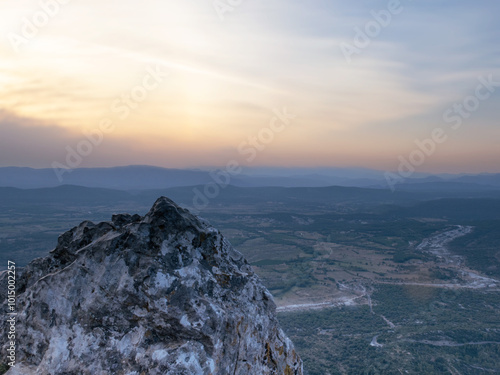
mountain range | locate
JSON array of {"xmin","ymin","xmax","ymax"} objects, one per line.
[{"xmin": 1, "ymin": 165, "xmax": 500, "ymax": 191}]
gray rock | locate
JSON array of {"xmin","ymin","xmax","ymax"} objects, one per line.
[{"xmin": 0, "ymin": 197, "xmax": 302, "ymax": 375}]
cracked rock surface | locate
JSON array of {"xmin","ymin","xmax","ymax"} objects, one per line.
[{"xmin": 0, "ymin": 197, "xmax": 302, "ymax": 375}]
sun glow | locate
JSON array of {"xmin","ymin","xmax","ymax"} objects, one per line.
[{"xmin": 0, "ymin": 1, "xmax": 499, "ymax": 172}]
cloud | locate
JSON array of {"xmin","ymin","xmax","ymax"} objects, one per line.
[
  {"xmin": 0, "ymin": 0, "xmax": 499, "ymax": 172},
  {"xmin": 0, "ymin": 112, "xmax": 73, "ymax": 167}
]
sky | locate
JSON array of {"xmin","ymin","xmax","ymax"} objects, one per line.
[{"xmin": 0, "ymin": 0, "xmax": 499, "ymax": 173}]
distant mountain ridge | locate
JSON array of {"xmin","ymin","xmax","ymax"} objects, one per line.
[{"xmin": 1, "ymin": 165, "xmax": 499, "ymax": 190}]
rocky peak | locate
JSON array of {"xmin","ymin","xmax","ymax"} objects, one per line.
[{"xmin": 1, "ymin": 197, "xmax": 302, "ymax": 375}]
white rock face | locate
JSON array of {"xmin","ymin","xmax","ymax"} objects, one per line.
[{"xmin": 0, "ymin": 197, "xmax": 302, "ymax": 375}]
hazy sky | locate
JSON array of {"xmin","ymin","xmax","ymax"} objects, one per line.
[{"xmin": 1, "ymin": 0, "xmax": 499, "ymax": 173}]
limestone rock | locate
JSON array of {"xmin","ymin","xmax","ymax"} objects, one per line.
[{"xmin": 0, "ymin": 197, "xmax": 302, "ymax": 375}]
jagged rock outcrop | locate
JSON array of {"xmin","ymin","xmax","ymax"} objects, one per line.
[{"xmin": 0, "ymin": 197, "xmax": 302, "ymax": 375}]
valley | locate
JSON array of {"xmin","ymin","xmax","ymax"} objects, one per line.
[{"xmin": 1, "ymin": 184, "xmax": 499, "ymax": 374}]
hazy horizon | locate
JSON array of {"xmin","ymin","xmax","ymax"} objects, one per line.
[{"xmin": 2, "ymin": 163, "xmax": 500, "ymax": 176}]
